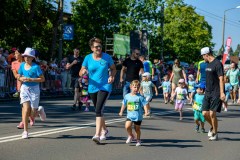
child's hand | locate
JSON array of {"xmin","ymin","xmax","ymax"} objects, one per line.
[
  {"xmin": 119, "ymin": 112, "xmax": 123, "ymax": 116},
  {"xmin": 158, "ymin": 86, "xmax": 162, "ymax": 89}
]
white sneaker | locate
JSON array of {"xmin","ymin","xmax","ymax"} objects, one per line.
[
  {"xmin": 208, "ymin": 129, "xmax": 213, "ymax": 137},
  {"xmin": 209, "ymin": 133, "xmax": 218, "ymax": 141},
  {"xmin": 126, "ymin": 136, "xmax": 133, "ymax": 144},
  {"xmin": 136, "ymin": 140, "xmax": 141, "ymax": 146},
  {"xmin": 100, "ymin": 129, "xmax": 109, "ymax": 141},
  {"xmin": 22, "ymin": 131, "xmax": 28, "ymax": 139},
  {"xmin": 92, "ymin": 136, "xmax": 100, "ymax": 144},
  {"xmin": 38, "ymin": 106, "xmax": 46, "ymax": 121},
  {"xmin": 224, "ymin": 108, "xmax": 228, "ymax": 112}
]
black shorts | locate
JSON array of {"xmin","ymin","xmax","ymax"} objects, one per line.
[
  {"xmin": 202, "ymin": 95, "xmax": 222, "ymax": 113},
  {"xmin": 71, "ymin": 77, "xmax": 80, "ymax": 89},
  {"xmin": 126, "ymin": 119, "xmax": 142, "ymax": 125}
]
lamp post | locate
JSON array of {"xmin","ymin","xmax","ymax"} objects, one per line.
[{"xmin": 222, "ymin": 6, "xmax": 240, "ymax": 49}]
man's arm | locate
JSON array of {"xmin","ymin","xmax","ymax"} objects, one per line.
[
  {"xmin": 120, "ymin": 66, "xmax": 126, "ymax": 83},
  {"xmin": 219, "ymin": 75, "xmax": 225, "ymax": 101}
]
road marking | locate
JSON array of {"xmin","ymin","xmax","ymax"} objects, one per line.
[{"xmin": 0, "ymin": 109, "xmax": 192, "ymax": 144}]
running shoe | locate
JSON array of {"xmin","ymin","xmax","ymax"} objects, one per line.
[
  {"xmin": 92, "ymin": 136, "xmax": 100, "ymax": 144},
  {"xmin": 201, "ymin": 128, "xmax": 205, "ymax": 133},
  {"xmin": 38, "ymin": 106, "xmax": 46, "ymax": 121},
  {"xmin": 126, "ymin": 136, "xmax": 133, "ymax": 144},
  {"xmin": 170, "ymin": 100, "xmax": 174, "ymax": 105},
  {"xmin": 208, "ymin": 128, "xmax": 213, "ymax": 137},
  {"xmin": 224, "ymin": 108, "xmax": 228, "ymax": 112},
  {"xmin": 22, "ymin": 131, "xmax": 28, "ymax": 139},
  {"xmin": 71, "ymin": 104, "xmax": 76, "ymax": 110},
  {"xmin": 209, "ymin": 133, "xmax": 218, "ymax": 141},
  {"xmin": 29, "ymin": 116, "xmax": 35, "ymax": 126},
  {"xmin": 136, "ymin": 140, "xmax": 141, "ymax": 146},
  {"xmin": 195, "ymin": 125, "xmax": 199, "ymax": 132},
  {"xmin": 17, "ymin": 121, "xmax": 24, "ymax": 129},
  {"xmin": 13, "ymin": 92, "xmax": 19, "ymax": 98},
  {"xmin": 100, "ymin": 129, "xmax": 109, "ymax": 141},
  {"xmin": 78, "ymin": 102, "xmax": 83, "ymax": 111},
  {"xmin": 84, "ymin": 107, "xmax": 89, "ymax": 112}
]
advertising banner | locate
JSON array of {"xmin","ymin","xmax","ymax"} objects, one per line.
[{"xmin": 113, "ymin": 34, "xmax": 130, "ymax": 56}]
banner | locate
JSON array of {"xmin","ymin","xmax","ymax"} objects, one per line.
[
  {"xmin": 222, "ymin": 37, "xmax": 232, "ymax": 65},
  {"xmin": 63, "ymin": 24, "xmax": 74, "ymax": 40},
  {"xmin": 113, "ymin": 34, "xmax": 130, "ymax": 56}
]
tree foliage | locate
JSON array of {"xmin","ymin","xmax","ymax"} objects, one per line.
[{"xmin": 0, "ymin": 0, "xmax": 214, "ymax": 63}]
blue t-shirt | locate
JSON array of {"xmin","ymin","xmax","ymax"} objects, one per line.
[
  {"xmin": 193, "ymin": 93, "xmax": 204, "ymax": 111},
  {"xmin": 161, "ymin": 81, "xmax": 171, "ymax": 93},
  {"xmin": 188, "ymin": 80, "xmax": 196, "ymax": 93},
  {"xmin": 224, "ymin": 83, "xmax": 232, "ymax": 94},
  {"xmin": 18, "ymin": 62, "xmax": 43, "ymax": 86},
  {"xmin": 122, "ymin": 93, "xmax": 147, "ymax": 121},
  {"xmin": 141, "ymin": 81, "xmax": 155, "ymax": 97},
  {"xmin": 82, "ymin": 53, "xmax": 114, "ymax": 93},
  {"xmin": 198, "ymin": 60, "xmax": 207, "ymax": 83}
]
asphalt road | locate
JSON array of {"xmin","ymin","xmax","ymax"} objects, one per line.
[{"xmin": 0, "ymin": 96, "xmax": 240, "ymax": 160}]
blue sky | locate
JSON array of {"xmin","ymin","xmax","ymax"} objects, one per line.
[{"xmin": 64, "ymin": 0, "xmax": 240, "ymax": 51}]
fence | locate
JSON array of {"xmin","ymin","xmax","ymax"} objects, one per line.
[{"xmin": 0, "ymin": 68, "xmax": 123, "ymax": 100}]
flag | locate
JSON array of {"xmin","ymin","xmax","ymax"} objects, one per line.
[{"xmin": 222, "ymin": 37, "xmax": 232, "ymax": 65}]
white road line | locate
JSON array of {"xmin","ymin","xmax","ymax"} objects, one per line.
[{"xmin": 0, "ymin": 109, "xmax": 192, "ymax": 144}]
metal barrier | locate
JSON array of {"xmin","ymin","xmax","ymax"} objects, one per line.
[{"xmin": 0, "ymin": 68, "xmax": 123, "ymax": 100}]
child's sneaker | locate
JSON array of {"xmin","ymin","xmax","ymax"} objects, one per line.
[
  {"xmin": 92, "ymin": 136, "xmax": 100, "ymax": 144},
  {"xmin": 38, "ymin": 106, "xmax": 46, "ymax": 121},
  {"xmin": 84, "ymin": 107, "xmax": 89, "ymax": 112},
  {"xmin": 224, "ymin": 108, "xmax": 228, "ymax": 112},
  {"xmin": 126, "ymin": 136, "xmax": 133, "ymax": 144},
  {"xmin": 22, "ymin": 131, "xmax": 28, "ymax": 139},
  {"xmin": 100, "ymin": 129, "xmax": 109, "ymax": 141},
  {"xmin": 201, "ymin": 128, "xmax": 205, "ymax": 133},
  {"xmin": 29, "ymin": 116, "xmax": 35, "ymax": 126},
  {"xmin": 170, "ymin": 100, "xmax": 174, "ymax": 105},
  {"xmin": 136, "ymin": 140, "xmax": 141, "ymax": 146},
  {"xmin": 71, "ymin": 104, "xmax": 76, "ymax": 110},
  {"xmin": 13, "ymin": 92, "xmax": 19, "ymax": 98},
  {"xmin": 195, "ymin": 125, "xmax": 199, "ymax": 132},
  {"xmin": 78, "ymin": 102, "xmax": 83, "ymax": 111},
  {"xmin": 17, "ymin": 121, "xmax": 24, "ymax": 129}
]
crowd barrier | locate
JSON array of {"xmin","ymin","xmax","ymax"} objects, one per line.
[{"xmin": 0, "ymin": 68, "xmax": 123, "ymax": 100}]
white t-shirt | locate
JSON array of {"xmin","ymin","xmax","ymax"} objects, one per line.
[{"xmin": 175, "ymin": 87, "xmax": 188, "ymax": 103}]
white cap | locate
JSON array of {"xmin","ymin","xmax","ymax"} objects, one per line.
[
  {"xmin": 201, "ymin": 47, "xmax": 210, "ymax": 55},
  {"xmin": 22, "ymin": 47, "xmax": 36, "ymax": 58},
  {"xmin": 142, "ymin": 72, "xmax": 151, "ymax": 77}
]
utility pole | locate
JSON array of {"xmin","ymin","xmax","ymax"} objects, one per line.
[
  {"xmin": 58, "ymin": 0, "xmax": 64, "ymax": 62},
  {"xmin": 160, "ymin": 3, "xmax": 164, "ymax": 61}
]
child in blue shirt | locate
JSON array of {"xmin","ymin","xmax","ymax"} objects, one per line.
[
  {"xmin": 159, "ymin": 75, "xmax": 171, "ymax": 104},
  {"xmin": 140, "ymin": 72, "xmax": 158, "ymax": 116},
  {"xmin": 119, "ymin": 80, "xmax": 147, "ymax": 147},
  {"xmin": 188, "ymin": 74, "xmax": 196, "ymax": 104},
  {"xmin": 192, "ymin": 82, "xmax": 205, "ymax": 133},
  {"xmin": 223, "ymin": 76, "xmax": 232, "ymax": 112}
]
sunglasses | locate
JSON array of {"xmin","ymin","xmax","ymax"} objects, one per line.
[
  {"xmin": 93, "ymin": 45, "xmax": 102, "ymax": 49},
  {"xmin": 135, "ymin": 52, "xmax": 140, "ymax": 55},
  {"xmin": 178, "ymin": 82, "xmax": 184, "ymax": 84}
]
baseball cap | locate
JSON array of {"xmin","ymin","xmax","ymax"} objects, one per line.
[
  {"xmin": 83, "ymin": 75, "xmax": 88, "ymax": 79},
  {"xmin": 188, "ymin": 74, "xmax": 194, "ymax": 79},
  {"xmin": 178, "ymin": 79, "xmax": 185, "ymax": 83},
  {"xmin": 142, "ymin": 72, "xmax": 151, "ymax": 77},
  {"xmin": 195, "ymin": 82, "xmax": 206, "ymax": 89},
  {"xmin": 201, "ymin": 47, "xmax": 210, "ymax": 55},
  {"xmin": 22, "ymin": 47, "xmax": 36, "ymax": 58}
]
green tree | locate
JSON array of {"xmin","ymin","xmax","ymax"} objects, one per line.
[
  {"xmin": 71, "ymin": 0, "xmax": 128, "ymax": 55},
  {"xmin": 162, "ymin": 1, "xmax": 213, "ymax": 62}
]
